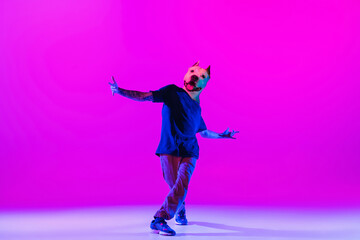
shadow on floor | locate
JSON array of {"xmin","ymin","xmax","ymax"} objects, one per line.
[{"xmin": 174, "ymin": 221, "xmax": 359, "ymax": 238}]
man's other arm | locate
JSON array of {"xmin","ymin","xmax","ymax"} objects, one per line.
[
  {"xmin": 199, "ymin": 129, "xmax": 239, "ymax": 139},
  {"xmin": 199, "ymin": 130, "xmax": 220, "ymax": 139}
]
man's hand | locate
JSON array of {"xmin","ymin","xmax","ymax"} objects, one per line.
[
  {"xmin": 219, "ymin": 128, "xmax": 239, "ymax": 139},
  {"xmin": 108, "ymin": 76, "xmax": 120, "ymax": 96}
]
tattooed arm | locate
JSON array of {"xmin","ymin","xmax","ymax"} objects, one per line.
[
  {"xmin": 117, "ymin": 87, "xmax": 153, "ymax": 102},
  {"xmin": 109, "ymin": 76, "xmax": 153, "ymax": 101}
]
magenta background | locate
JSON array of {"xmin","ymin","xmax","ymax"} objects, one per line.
[{"xmin": 0, "ymin": 0, "xmax": 360, "ymax": 209}]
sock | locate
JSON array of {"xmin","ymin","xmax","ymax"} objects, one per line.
[{"xmin": 154, "ymin": 216, "xmax": 164, "ymax": 222}]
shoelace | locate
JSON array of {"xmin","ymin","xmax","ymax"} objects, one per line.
[
  {"xmin": 178, "ymin": 209, "xmax": 186, "ymax": 218},
  {"xmin": 157, "ymin": 219, "xmax": 172, "ymax": 231},
  {"xmin": 156, "ymin": 218, "xmax": 167, "ymax": 224}
]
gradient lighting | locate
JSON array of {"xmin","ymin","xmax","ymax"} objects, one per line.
[{"xmin": 0, "ymin": 0, "xmax": 359, "ymax": 210}]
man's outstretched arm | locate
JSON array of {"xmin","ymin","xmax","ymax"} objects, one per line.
[
  {"xmin": 109, "ymin": 76, "xmax": 153, "ymax": 101},
  {"xmin": 117, "ymin": 87, "xmax": 153, "ymax": 101}
]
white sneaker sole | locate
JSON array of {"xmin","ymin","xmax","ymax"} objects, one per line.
[
  {"xmin": 175, "ymin": 220, "xmax": 188, "ymax": 225},
  {"xmin": 151, "ymin": 229, "xmax": 176, "ymax": 236}
]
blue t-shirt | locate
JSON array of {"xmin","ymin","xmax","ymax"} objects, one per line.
[{"xmin": 150, "ymin": 84, "xmax": 207, "ymax": 159}]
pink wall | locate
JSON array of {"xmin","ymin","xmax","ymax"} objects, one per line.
[{"xmin": 1, "ymin": 0, "xmax": 359, "ymax": 209}]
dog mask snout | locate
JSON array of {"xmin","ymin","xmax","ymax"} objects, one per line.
[{"xmin": 190, "ymin": 75, "xmax": 199, "ymax": 81}]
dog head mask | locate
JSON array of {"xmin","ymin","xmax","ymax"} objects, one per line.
[{"xmin": 184, "ymin": 61, "xmax": 210, "ymax": 92}]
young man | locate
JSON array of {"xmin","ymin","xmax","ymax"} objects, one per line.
[{"xmin": 109, "ymin": 61, "xmax": 238, "ymax": 236}]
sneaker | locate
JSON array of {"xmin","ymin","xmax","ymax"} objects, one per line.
[
  {"xmin": 175, "ymin": 207, "xmax": 188, "ymax": 225},
  {"xmin": 150, "ymin": 217, "xmax": 176, "ymax": 236}
]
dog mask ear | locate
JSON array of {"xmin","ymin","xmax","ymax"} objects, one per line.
[
  {"xmin": 192, "ymin": 61, "xmax": 200, "ymax": 67},
  {"xmin": 206, "ymin": 65, "xmax": 210, "ymax": 77}
]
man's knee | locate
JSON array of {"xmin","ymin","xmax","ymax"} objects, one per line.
[{"xmin": 179, "ymin": 160, "xmax": 197, "ymax": 178}]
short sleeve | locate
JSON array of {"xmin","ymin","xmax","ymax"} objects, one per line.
[
  {"xmin": 197, "ymin": 116, "xmax": 207, "ymax": 133},
  {"xmin": 150, "ymin": 84, "xmax": 174, "ymax": 103}
]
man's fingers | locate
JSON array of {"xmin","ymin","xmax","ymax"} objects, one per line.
[{"xmin": 112, "ymin": 76, "xmax": 117, "ymax": 84}]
